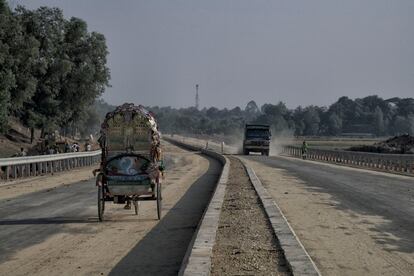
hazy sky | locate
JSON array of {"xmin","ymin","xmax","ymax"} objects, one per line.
[{"xmin": 15, "ymin": 0, "xmax": 414, "ymax": 109}]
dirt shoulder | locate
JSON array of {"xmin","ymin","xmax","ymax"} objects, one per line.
[
  {"xmin": 242, "ymin": 157, "xmax": 414, "ymax": 276},
  {"xmin": 211, "ymin": 157, "xmax": 290, "ymax": 276}
]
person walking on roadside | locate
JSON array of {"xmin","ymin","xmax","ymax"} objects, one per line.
[
  {"xmin": 85, "ymin": 142, "xmax": 91, "ymax": 151},
  {"xmin": 301, "ymin": 140, "xmax": 308, "ymax": 159},
  {"xmin": 72, "ymin": 143, "xmax": 79, "ymax": 152}
]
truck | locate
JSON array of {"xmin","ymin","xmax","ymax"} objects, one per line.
[{"xmin": 242, "ymin": 124, "xmax": 271, "ymax": 156}]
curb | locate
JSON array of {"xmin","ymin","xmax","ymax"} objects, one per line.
[
  {"xmin": 237, "ymin": 157, "xmax": 321, "ymax": 276},
  {"xmin": 164, "ymin": 137, "xmax": 229, "ymax": 276}
]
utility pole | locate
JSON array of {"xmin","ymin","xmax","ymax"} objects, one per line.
[{"xmin": 195, "ymin": 84, "xmax": 199, "ymax": 110}]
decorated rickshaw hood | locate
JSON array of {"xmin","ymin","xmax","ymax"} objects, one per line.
[
  {"xmin": 100, "ymin": 103, "xmax": 158, "ymax": 132},
  {"xmin": 99, "ymin": 103, "xmax": 161, "ymax": 153}
]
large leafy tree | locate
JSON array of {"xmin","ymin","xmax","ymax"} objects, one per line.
[
  {"xmin": 15, "ymin": 7, "xmax": 68, "ymax": 131},
  {"xmin": 5, "ymin": 5, "xmax": 110, "ymax": 134},
  {"xmin": 59, "ymin": 18, "xmax": 110, "ymax": 126},
  {"xmin": 0, "ymin": 0, "xmax": 17, "ymax": 132}
]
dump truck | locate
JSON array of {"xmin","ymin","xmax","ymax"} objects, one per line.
[{"xmin": 243, "ymin": 124, "xmax": 271, "ymax": 156}]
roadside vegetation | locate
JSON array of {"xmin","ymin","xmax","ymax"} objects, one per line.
[
  {"xmin": 1, "ymin": 0, "xmax": 413, "ymax": 155},
  {"xmin": 150, "ymin": 96, "xmax": 414, "ymax": 138},
  {"xmin": 0, "ymin": 0, "xmax": 110, "ymax": 137}
]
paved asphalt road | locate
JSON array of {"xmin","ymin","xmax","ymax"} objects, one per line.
[
  {"xmin": 0, "ymin": 145, "xmax": 221, "ymax": 275},
  {"xmin": 244, "ymin": 155, "xmax": 414, "ymax": 255}
]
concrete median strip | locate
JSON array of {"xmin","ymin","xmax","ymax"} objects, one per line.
[
  {"xmin": 237, "ymin": 157, "xmax": 321, "ymax": 276},
  {"xmin": 166, "ymin": 137, "xmax": 320, "ymax": 275},
  {"xmin": 164, "ymin": 138, "xmax": 229, "ymax": 276}
]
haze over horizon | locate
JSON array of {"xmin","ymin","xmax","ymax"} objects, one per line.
[{"xmin": 16, "ymin": 0, "xmax": 414, "ymax": 109}]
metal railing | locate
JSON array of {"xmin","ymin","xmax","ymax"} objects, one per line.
[
  {"xmin": 281, "ymin": 146, "xmax": 414, "ymax": 175},
  {"xmin": 0, "ymin": 150, "xmax": 101, "ymax": 182}
]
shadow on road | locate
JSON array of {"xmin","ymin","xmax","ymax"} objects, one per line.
[
  {"xmin": 0, "ymin": 217, "xmax": 96, "ymax": 225},
  {"xmin": 109, "ymin": 155, "xmax": 221, "ymax": 276}
]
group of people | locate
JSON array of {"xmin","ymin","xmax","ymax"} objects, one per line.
[
  {"xmin": 42, "ymin": 141, "xmax": 92, "ymax": 155},
  {"xmin": 64, "ymin": 142, "xmax": 92, "ymax": 153},
  {"xmin": 15, "ymin": 141, "xmax": 93, "ymax": 157},
  {"xmin": 64, "ymin": 142, "xmax": 80, "ymax": 153}
]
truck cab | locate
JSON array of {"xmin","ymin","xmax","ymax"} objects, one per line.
[{"xmin": 243, "ymin": 124, "xmax": 271, "ymax": 156}]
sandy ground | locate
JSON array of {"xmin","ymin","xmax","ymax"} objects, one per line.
[
  {"xmin": 0, "ymin": 141, "xmax": 221, "ymax": 276},
  {"xmin": 242, "ymin": 157, "xmax": 414, "ymax": 276},
  {"xmin": 0, "ymin": 166, "xmax": 96, "ymax": 201},
  {"xmin": 211, "ymin": 157, "xmax": 290, "ymax": 276}
]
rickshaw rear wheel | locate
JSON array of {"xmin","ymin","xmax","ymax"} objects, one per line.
[
  {"xmin": 98, "ymin": 185, "xmax": 105, "ymax": 222},
  {"xmin": 156, "ymin": 180, "xmax": 162, "ymax": 220}
]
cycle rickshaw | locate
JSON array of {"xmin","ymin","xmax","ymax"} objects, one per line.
[{"xmin": 95, "ymin": 103, "xmax": 163, "ymax": 221}]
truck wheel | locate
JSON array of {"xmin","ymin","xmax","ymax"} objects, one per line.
[
  {"xmin": 244, "ymin": 150, "xmax": 249, "ymax": 155},
  {"xmin": 265, "ymin": 150, "xmax": 270, "ymax": 156}
]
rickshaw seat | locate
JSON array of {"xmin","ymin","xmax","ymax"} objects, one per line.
[
  {"xmin": 106, "ymin": 174, "xmax": 150, "ymax": 182},
  {"xmin": 105, "ymin": 154, "xmax": 150, "ymax": 176}
]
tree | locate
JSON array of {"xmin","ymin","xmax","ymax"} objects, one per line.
[
  {"xmin": 8, "ymin": 6, "xmax": 39, "ymax": 115},
  {"xmin": 0, "ymin": 0, "xmax": 15, "ymax": 132},
  {"xmin": 303, "ymin": 107, "xmax": 320, "ymax": 136},
  {"xmin": 328, "ymin": 113, "xmax": 342, "ymax": 135},
  {"xmin": 408, "ymin": 115, "xmax": 414, "ymax": 135},
  {"xmin": 374, "ymin": 106, "xmax": 385, "ymax": 136},
  {"xmin": 16, "ymin": 6, "xmax": 69, "ymax": 130},
  {"xmin": 13, "ymin": 6, "xmax": 110, "ymax": 133},
  {"xmin": 393, "ymin": 116, "xmax": 410, "ymax": 135},
  {"xmin": 78, "ymin": 107, "xmax": 100, "ymax": 137},
  {"xmin": 396, "ymin": 98, "xmax": 414, "ymax": 117},
  {"xmin": 244, "ymin": 100, "xmax": 260, "ymax": 121},
  {"xmin": 58, "ymin": 19, "xmax": 110, "ymax": 125}
]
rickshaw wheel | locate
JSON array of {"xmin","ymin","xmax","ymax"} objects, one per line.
[
  {"xmin": 156, "ymin": 180, "xmax": 162, "ymax": 220},
  {"xmin": 98, "ymin": 185, "xmax": 105, "ymax": 222},
  {"xmin": 133, "ymin": 200, "xmax": 139, "ymax": 215}
]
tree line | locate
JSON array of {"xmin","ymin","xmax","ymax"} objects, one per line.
[
  {"xmin": 2, "ymin": 1, "xmax": 413, "ymax": 139},
  {"xmin": 148, "ymin": 95, "xmax": 414, "ymax": 137},
  {"xmin": 0, "ymin": 0, "xmax": 110, "ymax": 135}
]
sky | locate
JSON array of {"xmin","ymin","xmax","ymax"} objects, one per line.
[{"xmin": 13, "ymin": 0, "xmax": 414, "ymax": 109}]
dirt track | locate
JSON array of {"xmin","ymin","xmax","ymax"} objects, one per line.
[{"xmin": 0, "ymin": 141, "xmax": 221, "ymax": 276}]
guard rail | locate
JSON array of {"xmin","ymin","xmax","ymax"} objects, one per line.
[
  {"xmin": 0, "ymin": 150, "xmax": 101, "ymax": 182},
  {"xmin": 282, "ymin": 146, "xmax": 414, "ymax": 175}
]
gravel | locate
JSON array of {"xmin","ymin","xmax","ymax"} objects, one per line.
[{"xmin": 211, "ymin": 157, "xmax": 291, "ymax": 276}]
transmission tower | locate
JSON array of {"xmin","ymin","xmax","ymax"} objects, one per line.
[{"xmin": 195, "ymin": 84, "xmax": 199, "ymax": 110}]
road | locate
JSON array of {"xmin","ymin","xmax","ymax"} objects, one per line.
[
  {"xmin": 0, "ymin": 142, "xmax": 221, "ymax": 276},
  {"xmin": 241, "ymin": 154, "xmax": 414, "ymax": 275}
]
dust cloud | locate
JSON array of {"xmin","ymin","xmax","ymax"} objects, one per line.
[{"xmin": 270, "ymin": 129, "xmax": 295, "ymax": 156}]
